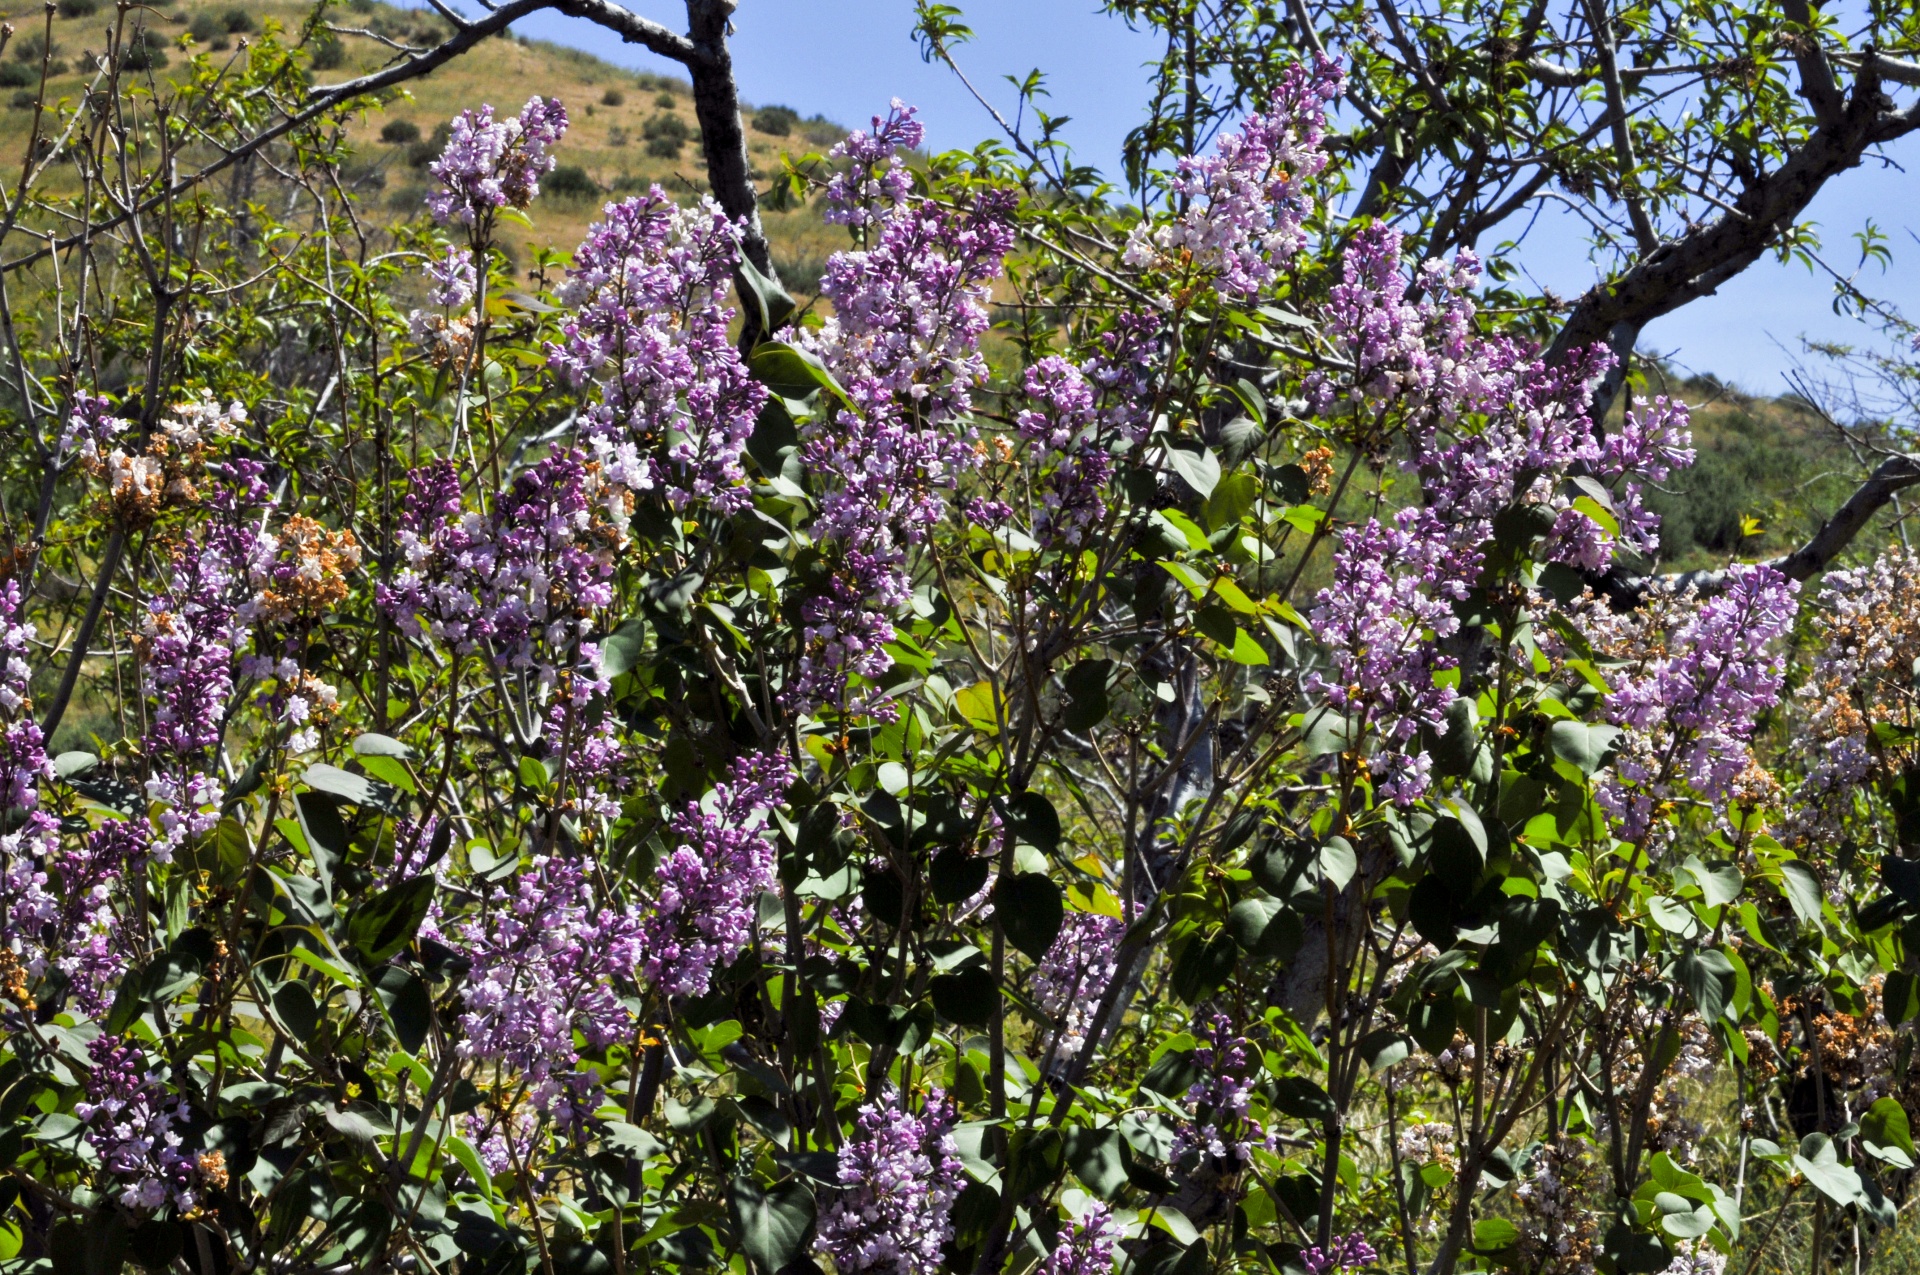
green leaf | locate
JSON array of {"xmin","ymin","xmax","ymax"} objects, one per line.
[
  {"xmin": 930, "ymin": 967, "xmax": 998, "ymax": 1026},
  {"xmin": 1676, "ymin": 949, "xmax": 1737, "ymax": 1022},
  {"xmin": 351, "ymin": 733, "xmax": 411, "ymax": 758},
  {"xmin": 1063, "ymin": 659, "xmax": 1113, "ymax": 732},
  {"xmin": 1696, "ymin": 860, "xmax": 1744, "ymax": 908},
  {"xmin": 1063, "ymin": 1127, "xmax": 1130, "ymax": 1200},
  {"xmin": 596, "ymin": 618, "xmax": 648, "ymax": 681},
  {"xmin": 1319, "ymin": 837, "xmax": 1357, "ymax": 890},
  {"xmin": 1777, "ymin": 861, "xmax": 1826, "ymax": 928},
  {"xmin": 1472, "ymin": 1217, "xmax": 1519, "ymax": 1253},
  {"xmin": 737, "ymin": 255, "xmax": 797, "ymax": 335},
  {"xmin": 930, "ymin": 845, "xmax": 991, "ymax": 904},
  {"xmin": 1548, "ymin": 720, "xmax": 1620, "ymax": 775},
  {"xmin": 1355, "ymin": 1028, "xmax": 1412, "ymax": 1071},
  {"xmin": 348, "ymin": 875, "xmax": 437, "ymax": 965},
  {"xmin": 372, "ymin": 966, "xmax": 431, "ymax": 1054},
  {"xmin": 1793, "ymin": 1134, "xmax": 1865, "ymax": 1205},
  {"xmin": 996, "ymin": 873, "xmax": 1064, "ymax": 960},
  {"xmin": 294, "ymin": 789, "xmax": 348, "ymax": 897},
  {"xmin": 52, "ymin": 751, "xmax": 98, "ymax": 779},
  {"xmin": 1170, "ymin": 929, "xmax": 1238, "ymax": 1003},
  {"xmin": 272, "ymin": 980, "xmax": 321, "ymax": 1044},
  {"xmin": 1228, "ymin": 897, "xmax": 1301, "ymax": 959},
  {"xmin": 1002, "ymin": 791, "xmax": 1061, "ymax": 854},
  {"xmin": 302, "ymin": 763, "xmax": 396, "ymax": 812},
  {"xmin": 1164, "ymin": 440, "xmax": 1221, "ymax": 498},
  {"xmin": 729, "ymin": 1176, "xmax": 815, "ymax": 1273},
  {"xmin": 1270, "ymin": 1076, "xmax": 1335, "ymax": 1123},
  {"xmin": 749, "ymin": 341, "xmax": 848, "ymax": 402},
  {"xmin": 1861, "ymin": 1096, "xmax": 1917, "ymax": 1167}
]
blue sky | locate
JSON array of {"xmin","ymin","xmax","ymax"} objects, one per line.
[{"xmin": 477, "ymin": 0, "xmax": 1919, "ymax": 396}]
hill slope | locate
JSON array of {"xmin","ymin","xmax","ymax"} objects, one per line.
[{"xmin": 0, "ymin": 0, "xmax": 847, "ymax": 289}]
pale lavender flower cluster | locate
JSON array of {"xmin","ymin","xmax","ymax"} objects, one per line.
[
  {"xmin": 1302, "ymin": 1234, "xmax": 1378, "ymax": 1274},
  {"xmin": 1171, "ymin": 1014, "xmax": 1276, "ymax": 1172},
  {"xmin": 823, "ymin": 100, "xmax": 923, "ymax": 228},
  {"xmin": 77, "ymin": 1036, "xmax": 201, "ymax": 1212},
  {"xmin": 1304, "ymin": 509, "xmax": 1468, "ymax": 803},
  {"xmin": 58, "ymin": 392, "xmax": 130, "ymax": 468},
  {"xmin": 1039, "ymin": 1203, "xmax": 1122, "ymax": 1275},
  {"xmin": 456, "ymin": 853, "xmax": 641, "ymax": 1120},
  {"xmin": 642, "ymin": 749, "xmax": 792, "ymax": 999},
  {"xmin": 0, "ymin": 581, "xmax": 50, "ymax": 810},
  {"xmin": 1123, "ymin": 57, "xmax": 1343, "ymax": 296},
  {"xmin": 548, "ymin": 189, "xmax": 768, "ymax": 513},
  {"xmin": 382, "ymin": 452, "xmax": 618, "ymax": 672},
  {"xmin": 814, "ymin": 1086, "xmax": 964, "ymax": 1275},
  {"xmin": 789, "ymin": 104, "xmax": 1017, "ymax": 717},
  {"xmin": 426, "ymin": 245, "xmax": 478, "ymax": 308},
  {"xmin": 1583, "ymin": 565, "xmax": 1799, "ymax": 841},
  {"xmin": 0, "ymin": 813, "xmax": 58, "ymax": 997},
  {"xmin": 1030, "ymin": 909, "xmax": 1125, "ymax": 1060},
  {"xmin": 141, "ymin": 537, "xmax": 253, "ymax": 758},
  {"xmin": 51, "ymin": 819, "xmax": 150, "ymax": 1015},
  {"xmin": 427, "ymin": 97, "xmax": 569, "ymax": 225}
]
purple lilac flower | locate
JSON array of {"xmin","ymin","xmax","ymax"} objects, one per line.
[
  {"xmin": 1593, "ymin": 564, "xmax": 1799, "ymax": 842},
  {"xmin": 0, "ymin": 580, "xmax": 50, "ymax": 809},
  {"xmin": 548, "ymin": 189, "xmax": 768, "ymax": 513},
  {"xmin": 140, "ymin": 535, "xmax": 252, "ymax": 758},
  {"xmin": 1303, "ymin": 508, "xmax": 1467, "ymax": 804},
  {"xmin": 0, "ymin": 812, "xmax": 58, "ymax": 999},
  {"xmin": 823, "ymin": 100, "xmax": 923, "ymax": 228},
  {"xmin": 1302, "ymin": 1234, "xmax": 1379, "ymax": 1274},
  {"xmin": 1039, "ymin": 1203, "xmax": 1122, "ymax": 1275},
  {"xmin": 642, "ymin": 749, "xmax": 791, "ymax": 999},
  {"xmin": 58, "ymin": 392, "xmax": 130, "ymax": 468},
  {"xmin": 787, "ymin": 105, "xmax": 1017, "ymax": 717},
  {"xmin": 427, "ymin": 97, "xmax": 569, "ymax": 225},
  {"xmin": 456, "ymin": 854, "xmax": 642, "ymax": 1119},
  {"xmin": 51, "ymin": 818, "xmax": 150, "ymax": 1015},
  {"xmin": 426, "ymin": 245, "xmax": 478, "ymax": 308},
  {"xmin": 814, "ymin": 1086, "xmax": 964, "ymax": 1275},
  {"xmin": 1171, "ymin": 1013, "xmax": 1276, "ymax": 1172},
  {"xmin": 76, "ymin": 1036, "xmax": 201, "ymax": 1212},
  {"xmin": 1030, "ymin": 910, "xmax": 1125, "ymax": 1061},
  {"xmin": 1122, "ymin": 57, "xmax": 1342, "ymax": 297}
]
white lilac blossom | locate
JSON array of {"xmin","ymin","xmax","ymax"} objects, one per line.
[
  {"xmin": 548, "ymin": 189, "xmax": 768, "ymax": 513},
  {"xmin": 1029, "ymin": 909, "xmax": 1125, "ymax": 1061},
  {"xmin": 814, "ymin": 1086, "xmax": 964, "ymax": 1275},
  {"xmin": 427, "ymin": 97, "xmax": 569, "ymax": 225},
  {"xmin": 641, "ymin": 749, "xmax": 792, "ymax": 999},
  {"xmin": 1123, "ymin": 57, "xmax": 1343, "ymax": 297},
  {"xmin": 1395, "ymin": 1121, "xmax": 1456, "ymax": 1168}
]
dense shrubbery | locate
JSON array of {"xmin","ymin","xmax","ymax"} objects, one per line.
[{"xmin": 0, "ymin": 7, "xmax": 1918, "ymax": 1275}]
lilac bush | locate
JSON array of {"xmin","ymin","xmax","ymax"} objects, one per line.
[{"xmin": 0, "ymin": 20, "xmax": 1903, "ymax": 1275}]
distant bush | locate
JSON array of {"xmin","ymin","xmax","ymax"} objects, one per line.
[
  {"xmin": 654, "ymin": 91, "xmax": 677, "ymax": 109},
  {"xmin": 408, "ymin": 122, "xmax": 452, "ymax": 169},
  {"xmin": 57, "ymin": 0, "xmax": 99, "ymax": 15},
  {"xmin": 608, "ymin": 126, "xmax": 629, "ymax": 148},
  {"xmin": 545, "ymin": 164, "xmax": 599, "ymax": 198},
  {"xmin": 309, "ymin": 31, "xmax": 344, "ymax": 70},
  {"xmin": 380, "ymin": 119, "xmax": 421, "ymax": 145},
  {"xmin": 0, "ymin": 64, "xmax": 32, "ymax": 90},
  {"xmin": 601, "ymin": 88, "xmax": 625, "ymax": 107},
  {"xmin": 753, "ymin": 105, "xmax": 799, "ymax": 136},
  {"xmin": 642, "ymin": 111, "xmax": 689, "ymax": 159},
  {"xmin": 8, "ymin": 89, "xmax": 34, "ymax": 110},
  {"xmin": 189, "ymin": 13, "xmax": 229, "ymax": 48},
  {"xmin": 12, "ymin": 35, "xmax": 56, "ymax": 64},
  {"xmin": 121, "ymin": 28, "xmax": 168, "ymax": 71},
  {"xmin": 220, "ymin": 6, "xmax": 254, "ymax": 33}
]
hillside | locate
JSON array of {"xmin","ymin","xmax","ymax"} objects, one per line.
[{"xmin": 0, "ymin": 0, "xmax": 847, "ymax": 290}]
